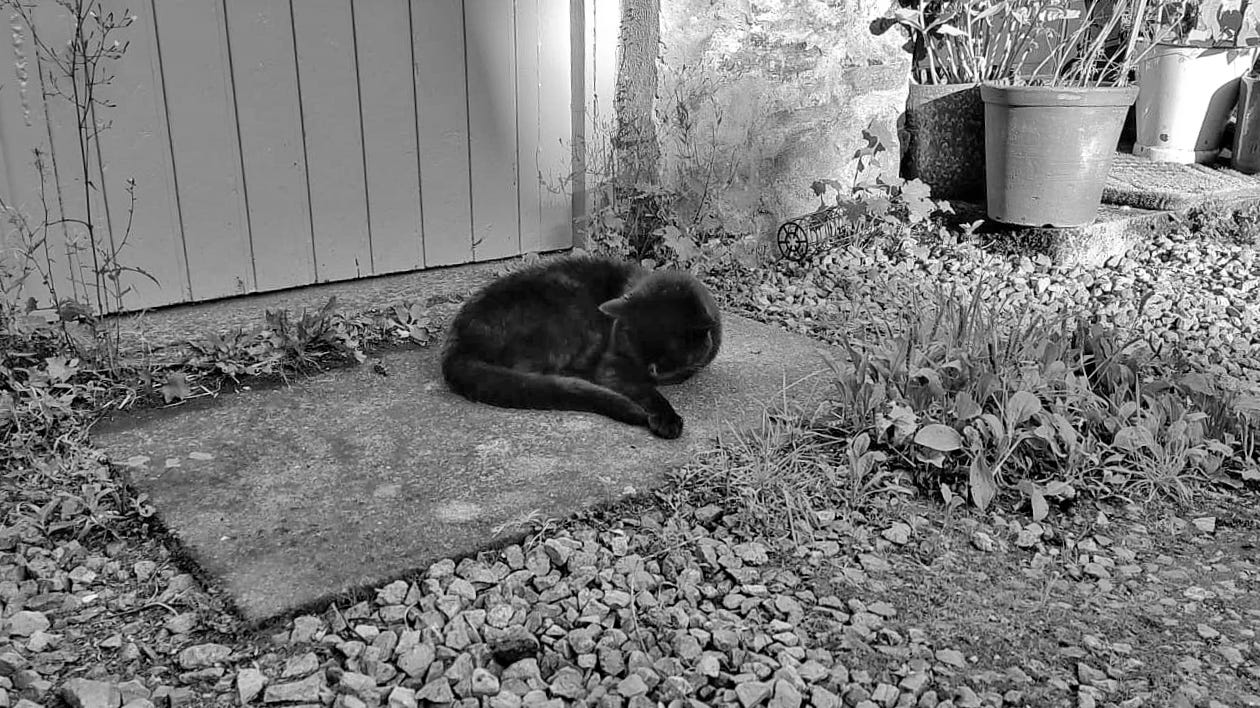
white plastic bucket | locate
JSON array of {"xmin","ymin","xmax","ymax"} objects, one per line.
[{"xmin": 1134, "ymin": 44, "xmax": 1256, "ymax": 163}]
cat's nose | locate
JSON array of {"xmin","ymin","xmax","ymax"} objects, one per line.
[{"xmin": 648, "ymin": 363, "xmax": 659, "ymax": 379}]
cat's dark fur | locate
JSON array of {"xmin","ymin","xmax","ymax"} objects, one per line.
[{"xmin": 441, "ymin": 255, "xmax": 722, "ymax": 438}]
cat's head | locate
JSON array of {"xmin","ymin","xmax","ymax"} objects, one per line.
[{"xmin": 599, "ymin": 271, "xmax": 722, "ymax": 384}]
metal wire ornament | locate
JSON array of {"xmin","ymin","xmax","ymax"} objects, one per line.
[{"xmin": 775, "ymin": 205, "xmax": 850, "ymax": 261}]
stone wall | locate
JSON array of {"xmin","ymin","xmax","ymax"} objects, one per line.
[{"xmin": 614, "ymin": 0, "xmax": 910, "ymax": 246}]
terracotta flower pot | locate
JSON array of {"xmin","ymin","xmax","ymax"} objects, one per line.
[{"xmin": 982, "ymin": 83, "xmax": 1138, "ymax": 228}]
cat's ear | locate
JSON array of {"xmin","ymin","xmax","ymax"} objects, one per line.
[{"xmin": 599, "ymin": 297, "xmax": 632, "ymax": 319}]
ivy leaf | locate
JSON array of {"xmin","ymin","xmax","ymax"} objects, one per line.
[
  {"xmin": 863, "ymin": 123, "xmax": 896, "ymax": 153},
  {"xmin": 900, "ymin": 178, "xmax": 933, "ymax": 203},
  {"xmin": 160, "ymin": 373, "xmax": 191, "ymax": 403},
  {"xmin": 44, "ymin": 356, "xmax": 78, "ymax": 383},
  {"xmin": 864, "ymin": 195, "xmax": 893, "ymax": 217},
  {"xmin": 658, "ymin": 224, "xmax": 700, "ymax": 262}
]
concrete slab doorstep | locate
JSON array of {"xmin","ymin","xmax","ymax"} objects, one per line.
[{"xmin": 90, "ymin": 313, "xmax": 834, "ymax": 623}]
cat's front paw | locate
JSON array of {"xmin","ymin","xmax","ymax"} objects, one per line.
[{"xmin": 648, "ymin": 410, "xmax": 684, "ymax": 439}]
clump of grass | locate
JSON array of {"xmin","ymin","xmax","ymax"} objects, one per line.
[
  {"xmin": 676, "ymin": 280, "xmax": 1257, "ymax": 529},
  {"xmin": 666, "ymin": 394, "xmax": 913, "ymax": 543}
]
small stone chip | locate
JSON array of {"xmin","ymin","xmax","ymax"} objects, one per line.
[
  {"xmin": 237, "ymin": 668, "xmax": 267, "ymax": 704},
  {"xmin": 177, "ymin": 643, "xmax": 231, "ymax": 669},
  {"xmin": 549, "ymin": 666, "xmax": 586, "ymax": 699},
  {"xmin": 489, "ymin": 625, "xmax": 539, "ymax": 665},
  {"xmin": 771, "ymin": 679, "xmax": 802, "ymax": 708},
  {"xmin": 386, "ymin": 686, "xmax": 417, "ymax": 708},
  {"xmin": 60, "ymin": 678, "xmax": 120, "ymax": 708},
  {"xmin": 289, "ymin": 615, "xmax": 324, "ymax": 644},
  {"xmin": 6, "ymin": 611, "xmax": 50, "ymax": 637},
  {"xmin": 395, "ymin": 643, "xmax": 435, "ymax": 678},
  {"xmin": 376, "ymin": 580, "xmax": 409, "ymax": 606},
  {"xmin": 470, "ymin": 668, "xmax": 500, "ymax": 697},
  {"xmin": 881, "ymin": 522, "xmax": 912, "ymax": 545},
  {"xmin": 673, "ymin": 634, "xmax": 702, "ymax": 660},
  {"xmin": 617, "ymin": 674, "xmax": 649, "ymax": 697},
  {"xmin": 415, "ymin": 677, "xmax": 454, "ymax": 704},
  {"xmin": 263, "ymin": 673, "xmax": 326, "ymax": 704},
  {"xmin": 1217, "ymin": 645, "xmax": 1245, "ymax": 665},
  {"xmin": 735, "ymin": 680, "xmax": 773, "ymax": 707},
  {"xmin": 164, "ymin": 613, "xmax": 198, "ymax": 636},
  {"xmin": 697, "ymin": 654, "xmax": 722, "ymax": 677},
  {"xmin": 971, "ymin": 531, "xmax": 996, "ymax": 552},
  {"xmin": 733, "ymin": 542, "xmax": 769, "ymax": 565}
]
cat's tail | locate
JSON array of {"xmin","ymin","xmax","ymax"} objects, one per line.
[{"xmin": 442, "ymin": 354, "xmax": 648, "ymax": 426}]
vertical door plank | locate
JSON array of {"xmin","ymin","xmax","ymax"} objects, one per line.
[
  {"xmin": 0, "ymin": 6, "xmax": 59, "ymax": 309},
  {"xmin": 536, "ymin": 0, "xmax": 573, "ymax": 251},
  {"xmin": 93, "ymin": 0, "xmax": 187, "ymax": 310},
  {"xmin": 412, "ymin": 0, "xmax": 472, "ymax": 267},
  {"xmin": 514, "ymin": 0, "xmax": 542, "ymax": 255},
  {"xmin": 154, "ymin": 0, "xmax": 254, "ymax": 300},
  {"xmin": 576, "ymin": 0, "xmax": 618, "ymax": 231},
  {"xmin": 225, "ymin": 0, "xmax": 315, "ymax": 292},
  {"xmin": 292, "ymin": 0, "xmax": 371, "ymax": 282},
  {"xmin": 354, "ymin": 0, "xmax": 423, "ymax": 274},
  {"xmin": 464, "ymin": 1, "xmax": 519, "ymax": 262}
]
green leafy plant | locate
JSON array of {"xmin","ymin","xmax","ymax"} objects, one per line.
[
  {"xmin": 261, "ymin": 297, "xmax": 367, "ymax": 370},
  {"xmin": 811, "ymin": 125, "xmax": 952, "ymax": 230},
  {"xmin": 1145, "ymin": 0, "xmax": 1260, "ymax": 47},
  {"xmin": 880, "ymin": 0, "xmax": 1058, "ymax": 84},
  {"xmin": 881, "ymin": 0, "xmax": 1177, "ymax": 88},
  {"xmin": 175, "ymin": 297, "xmax": 439, "ymax": 402},
  {"xmin": 813, "ymin": 279, "xmax": 1256, "ymax": 518}
]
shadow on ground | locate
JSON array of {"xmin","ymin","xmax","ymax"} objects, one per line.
[{"xmin": 91, "ymin": 313, "xmax": 833, "ymax": 623}]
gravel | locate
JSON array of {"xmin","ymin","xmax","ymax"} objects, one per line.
[
  {"xmin": 3, "ymin": 217, "xmax": 1260, "ymax": 707},
  {"xmin": 708, "ymin": 223, "xmax": 1260, "ymax": 388},
  {"xmin": 4, "ymin": 490, "xmax": 1259, "ymax": 707}
]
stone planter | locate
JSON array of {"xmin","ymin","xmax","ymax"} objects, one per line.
[{"xmin": 904, "ymin": 82, "xmax": 985, "ymax": 202}]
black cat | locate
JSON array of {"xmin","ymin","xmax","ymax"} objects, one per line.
[{"xmin": 441, "ymin": 255, "xmax": 722, "ymax": 438}]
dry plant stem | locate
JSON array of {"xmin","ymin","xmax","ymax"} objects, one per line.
[{"xmin": 10, "ymin": 1, "xmax": 143, "ymax": 314}]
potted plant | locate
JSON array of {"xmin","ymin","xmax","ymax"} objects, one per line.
[
  {"xmin": 980, "ymin": 0, "xmax": 1160, "ymax": 227},
  {"xmin": 879, "ymin": 0, "xmax": 1049, "ymax": 201},
  {"xmin": 1133, "ymin": 0, "xmax": 1260, "ymax": 163}
]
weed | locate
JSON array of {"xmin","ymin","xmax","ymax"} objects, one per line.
[
  {"xmin": 812, "ymin": 124, "xmax": 953, "ymax": 231},
  {"xmin": 0, "ymin": 1, "xmax": 153, "ymax": 375},
  {"xmin": 811, "ymin": 281, "xmax": 1254, "ymax": 516},
  {"xmin": 668, "ymin": 397, "xmax": 914, "ymax": 543}
]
